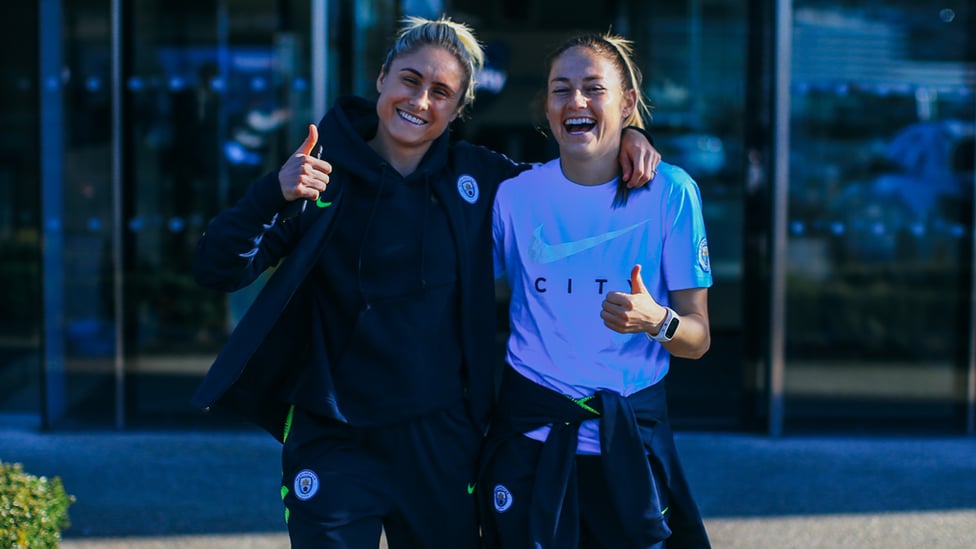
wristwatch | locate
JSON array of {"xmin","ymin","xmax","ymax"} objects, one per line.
[{"xmin": 649, "ymin": 307, "xmax": 679, "ymax": 343}]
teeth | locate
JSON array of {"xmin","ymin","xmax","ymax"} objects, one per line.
[
  {"xmin": 398, "ymin": 110, "xmax": 426, "ymax": 125},
  {"xmin": 565, "ymin": 117, "xmax": 595, "ymax": 125}
]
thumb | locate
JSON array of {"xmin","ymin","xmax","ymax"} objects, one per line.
[
  {"xmin": 296, "ymin": 123, "xmax": 318, "ymax": 155},
  {"xmin": 630, "ymin": 264, "xmax": 649, "ymax": 295}
]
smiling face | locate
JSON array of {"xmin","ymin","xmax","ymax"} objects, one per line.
[
  {"xmin": 545, "ymin": 46, "xmax": 636, "ymax": 165},
  {"xmin": 373, "ymin": 45, "xmax": 465, "ymax": 162}
]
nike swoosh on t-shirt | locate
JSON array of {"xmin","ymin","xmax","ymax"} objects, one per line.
[{"xmin": 528, "ymin": 221, "xmax": 648, "ymax": 264}]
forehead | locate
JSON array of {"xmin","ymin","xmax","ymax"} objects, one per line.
[
  {"xmin": 549, "ymin": 46, "xmax": 619, "ymax": 82},
  {"xmin": 389, "ymin": 45, "xmax": 465, "ymax": 87}
]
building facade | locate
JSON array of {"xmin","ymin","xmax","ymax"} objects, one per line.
[{"xmin": 3, "ymin": 0, "xmax": 974, "ymax": 434}]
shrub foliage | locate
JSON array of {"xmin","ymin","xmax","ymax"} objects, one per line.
[{"xmin": 0, "ymin": 461, "xmax": 74, "ymax": 548}]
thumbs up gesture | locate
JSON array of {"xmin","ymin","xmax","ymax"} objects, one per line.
[
  {"xmin": 601, "ymin": 264, "xmax": 668, "ymax": 335},
  {"xmin": 278, "ymin": 123, "xmax": 333, "ymax": 202}
]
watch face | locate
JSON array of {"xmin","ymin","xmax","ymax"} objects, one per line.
[{"xmin": 664, "ymin": 317, "xmax": 679, "ymax": 339}]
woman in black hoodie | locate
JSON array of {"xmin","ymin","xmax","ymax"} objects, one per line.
[{"xmin": 191, "ymin": 16, "xmax": 659, "ymax": 549}]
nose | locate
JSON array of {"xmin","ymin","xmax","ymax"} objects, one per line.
[
  {"xmin": 411, "ymin": 88, "xmax": 431, "ymax": 110},
  {"xmin": 570, "ymin": 89, "xmax": 587, "ymax": 108}
]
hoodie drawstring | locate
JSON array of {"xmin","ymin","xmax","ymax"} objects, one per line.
[{"xmin": 420, "ymin": 174, "xmax": 430, "ymax": 291}]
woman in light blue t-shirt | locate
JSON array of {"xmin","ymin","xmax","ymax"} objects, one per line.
[{"xmin": 483, "ymin": 32, "xmax": 713, "ymax": 549}]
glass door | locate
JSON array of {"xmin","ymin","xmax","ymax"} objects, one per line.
[
  {"xmin": 123, "ymin": 0, "xmax": 314, "ymax": 426},
  {"xmin": 449, "ymin": 0, "xmax": 751, "ymax": 430},
  {"xmin": 0, "ymin": 1, "xmax": 42, "ymax": 423},
  {"xmin": 784, "ymin": 0, "xmax": 975, "ymax": 431},
  {"xmin": 627, "ymin": 0, "xmax": 749, "ymax": 430},
  {"xmin": 41, "ymin": 0, "xmax": 118, "ymax": 428}
]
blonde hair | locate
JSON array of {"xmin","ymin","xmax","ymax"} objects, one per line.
[{"xmin": 380, "ymin": 16, "xmax": 485, "ymax": 114}]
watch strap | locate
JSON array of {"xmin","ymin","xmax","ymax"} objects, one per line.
[{"xmin": 648, "ymin": 307, "xmax": 678, "ymax": 343}]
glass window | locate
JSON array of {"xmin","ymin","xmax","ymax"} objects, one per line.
[
  {"xmin": 785, "ymin": 0, "xmax": 975, "ymax": 431},
  {"xmin": 13, "ymin": 0, "xmax": 405, "ymax": 429},
  {"xmin": 57, "ymin": 0, "xmax": 118, "ymax": 427},
  {"xmin": 123, "ymin": 0, "xmax": 315, "ymax": 426},
  {"xmin": 449, "ymin": 0, "xmax": 750, "ymax": 430},
  {"xmin": 0, "ymin": 2, "xmax": 41, "ymax": 421},
  {"xmin": 628, "ymin": 0, "xmax": 748, "ymax": 429}
]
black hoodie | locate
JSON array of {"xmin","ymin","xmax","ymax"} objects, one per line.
[{"xmin": 192, "ymin": 96, "xmax": 528, "ymax": 439}]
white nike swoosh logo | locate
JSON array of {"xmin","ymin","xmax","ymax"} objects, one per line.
[{"xmin": 528, "ymin": 221, "xmax": 648, "ymax": 264}]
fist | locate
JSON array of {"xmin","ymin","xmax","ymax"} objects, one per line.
[{"xmin": 278, "ymin": 123, "xmax": 332, "ymax": 202}]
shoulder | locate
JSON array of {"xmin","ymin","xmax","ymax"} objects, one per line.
[
  {"xmin": 452, "ymin": 140, "xmax": 517, "ymax": 168},
  {"xmin": 452, "ymin": 139, "xmax": 536, "ymax": 183},
  {"xmin": 616, "ymin": 162, "xmax": 701, "ymax": 214},
  {"xmin": 657, "ymin": 163, "xmax": 698, "ymax": 189},
  {"xmin": 497, "ymin": 158, "xmax": 557, "ymax": 197},
  {"xmin": 652, "ymin": 163, "xmax": 703, "ymax": 201},
  {"xmin": 645, "ymin": 163, "xmax": 706, "ymax": 221}
]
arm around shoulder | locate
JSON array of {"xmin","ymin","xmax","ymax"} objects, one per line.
[{"xmin": 459, "ymin": 141, "xmax": 535, "ymax": 189}]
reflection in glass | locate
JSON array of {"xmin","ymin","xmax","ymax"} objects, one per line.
[
  {"xmin": 786, "ymin": 2, "xmax": 974, "ymax": 430},
  {"xmin": 450, "ymin": 0, "xmax": 749, "ymax": 429},
  {"xmin": 123, "ymin": 0, "xmax": 313, "ymax": 425},
  {"xmin": 0, "ymin": 2, "xmax": 41, "ymax": 419}
]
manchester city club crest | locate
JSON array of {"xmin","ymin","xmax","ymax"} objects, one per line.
[
  {"xmin": 697, "ymin": 237, "xmax": 710, "ymax": 272},
  {"xmin": 294, "ymin": 469, "xmax": 319, "ymax": 501},
  {"xmin": 493, "ymin": 484, "xmax": 513, "ymax": 513},
  {"xmin": 457, "ymin": 174, "xmax": 479, "ymax": 204}
]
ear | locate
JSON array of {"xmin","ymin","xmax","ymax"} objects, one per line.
[
  {"xmin": 376, "ymin": 68, "xmax": 387, "ymax": 94},
  {"xmin": 621, "ymin": 88, "xmax": 637, "ymax": 121}
]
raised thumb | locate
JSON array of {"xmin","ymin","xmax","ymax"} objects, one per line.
[
  {"xmin": 630, "ymin": 264, "xmax": 649, "ymax": 294},
  {"xmin": 297, "ymin": 123, "xmax": 318, "ymax": 155}
]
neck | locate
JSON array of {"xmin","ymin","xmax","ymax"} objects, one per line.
[
  {"xmin": 368, "ymin": 132, "xmax": 429, "ymax": 177},
  {"xmin": 558, "ymin": 149, "xmax": 620, "ymax": 186}
]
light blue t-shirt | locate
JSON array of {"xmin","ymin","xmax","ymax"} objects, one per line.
[{"xmin": 493, "ymin": 159, "xmax": 712, "ymax": 453}]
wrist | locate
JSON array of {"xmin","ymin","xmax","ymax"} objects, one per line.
[
  {"xmin": 623, "ymin": 125, "xmax": 655, "ymax": 146},
  {"xmin": 646, "ymin": 307, "xmax": 679, "ymax": 343}
]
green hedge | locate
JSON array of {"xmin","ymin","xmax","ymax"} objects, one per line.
[{"xmin": 0, "ymin": 462, "xmax": 74, "ymax": 549}]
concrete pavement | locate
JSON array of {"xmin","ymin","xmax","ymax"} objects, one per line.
[{"xmin": 2, "ymin": 427, "xmax": 975, "ymax": 548}]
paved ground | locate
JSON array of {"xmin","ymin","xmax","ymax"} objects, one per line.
[{"xmin": 2, "ymin": 427, "xmax": 975, "ymax": 548}]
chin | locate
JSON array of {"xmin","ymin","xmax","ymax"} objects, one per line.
[{"xmin": 558, "ymin": 138, "xmax": 596, "ymax": 152}]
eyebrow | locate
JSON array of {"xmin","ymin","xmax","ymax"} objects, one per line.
[
  {"xmin": 399, "ymin": 67, "xmax": 458, "ymax": 94},
  {"xmin": 549, "ymin": 75, "xmax": 606, "ymax": 85}
]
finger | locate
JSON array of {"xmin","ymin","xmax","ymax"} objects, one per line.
[
  {"xmin": 649, "ymin": 149, "xmax": 662, "ymax": 171},
  {"xmin": 630, "ymin": 149, "xmax": 663, "ymax": 188},
  {"xmin": 296, "ymin": 123, "xmax": 318, "ymax": 156},
  {"xmin": 624, "ymin": 152, "xmax": 649, "ymax": 188},
  {"xmin": 630, "ymin": 264, "xmax": 649, "ymax": 295},
  {"xmin": 301, "ymin": 157, "xmax": 331, "ymax": 179},
  {"xmin": 600, "ymin": 309, "xmax": 626, "ymax": 334},
  {"xmin": 620, "ymin": 149, "xmax": 633, "ymax": 183},
  {"xmin": 627, "ymin": 153, "xmax": 649, "ymax": 188},
  {"xmin": 635, "ymin": 163, "xmax": 655, "ymax": 189},
  {"xmin": 603, "ymin": 292, "xmax": 630, "ymax": 309}
]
